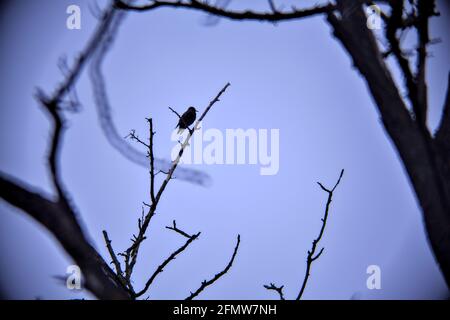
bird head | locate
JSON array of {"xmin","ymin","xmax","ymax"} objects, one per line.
[{"xmin": 189, "ymin": 106, "xmax": 198, "ymax": 113}]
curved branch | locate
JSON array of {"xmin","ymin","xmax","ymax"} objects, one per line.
[
  {"xmin": 135, "ymin": 232, "xmax": 201, "ymax": 298},
  {"xmin": 186, "ymin": 234, "xmax": 240, "ymax": 300},
  {"xmin": 263, "ymin": 283, "xmax": 285, "ymax": 300},
  {"xmin": 0, "ymin": 174, "xmax": 130, "ymax": 299},
  {"xmin": 296, "ymin": 169, "xmax": 344, "ymax": 300},
  {"xmin": 115, "ymin": 0, "xmax": 335, "ymax": 23}
]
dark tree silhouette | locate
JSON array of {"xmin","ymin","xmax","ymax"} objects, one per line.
[
  {"xmin": 0, "ymin": 0, "xmax": 448, "ymax": 299},
  {"xmin": 115, "ymin": 0, "xmax": 450, "ymax": 290},
  {"xmin": 102, "ymin": 102, "xmax": 241, "ymax": 299}
]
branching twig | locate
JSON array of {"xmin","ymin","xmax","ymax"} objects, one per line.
[
  {"xmin": 263, "ymin": 283, "xmax": 285, "ymax": 300},
  {"xmin": 296, "ymin": 169, "xmax": 344, "ymax": 300},
  {"xmin": 102, "ymin": 230, "xmax": 134, "ymax": 293},
  {"xmin": 186, "ymin": 234, "xmax": 241, "ymax": 300},
  {"xmin": 166, "ymin": 220, "xmax": 193, "ymax": 239},
  {"xmin": 264, "ymin": 170, "xmax": 344, "ymax": 300},
  {"xmin": 115, "ymin": 0, "xmax": 335, "ymax": 23},
  {"xmin": 126, "ymin": 130, "xmax": 150, "ymax": 149},
  {"xmin": 48, "ymin": 2, "xmax": 117, "ymax": 106},
  {"xmin": 120, "ymin": 83, "xmax": 231, "ymax": 288},
  {"xmin": 134, "ymin": 232, "xmax": 201, "ymax": 298}
]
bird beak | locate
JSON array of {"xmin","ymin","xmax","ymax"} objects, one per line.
[{"xmin": 194, "ymin": 109, "xmax": 198, "ymax": 113}]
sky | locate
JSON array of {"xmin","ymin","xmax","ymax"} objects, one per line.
[{"xmin": 0, "ymin": 0, "xmax": 449, "ymax": 299}]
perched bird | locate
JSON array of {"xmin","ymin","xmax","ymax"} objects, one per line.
[{"xmin": 176, "ymin": 106, "xmax": 198, "ymax": 134}]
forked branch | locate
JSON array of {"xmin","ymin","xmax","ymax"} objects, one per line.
[
  {"xmin": 102, "ymin": 83, "xmax": 237, "ymax": 299},
  {"xmin": 264, "ymin": 169, "xmax": 344, "ymax": 300},
  {"xmin": 297, "ymin": 169, "xmax": 344, "ymax": 300},
  {"xmin": 186, "ymin": 234, "xmax": 241, "ymax": 300}
]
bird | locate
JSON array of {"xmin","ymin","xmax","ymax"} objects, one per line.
[{"xmin": 176, "ymin": 106, "xmax": 198, "ymax": 134}]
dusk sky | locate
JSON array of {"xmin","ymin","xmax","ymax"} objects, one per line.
[{"xmin": 0, "ymin": 0, "xmax": 449, "ymax": 299}]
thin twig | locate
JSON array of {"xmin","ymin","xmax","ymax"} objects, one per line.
[
  {"xmin": 134, "ymin": 232, "xmax": 201, "ymax": 298},
  {"xmin": 168, "ymin": 107, "xmax": 182, "ymax": 119},
  {"xmin": 296, "ymin": 169, "xmax": 344, "ymax": 300},
  {"xmin": 102, "ymin": 230, "xmax": 134, "ymax": 293},
  {"xmin": 263, "ymin": 283, "xmax": 285, "ymax": 300},
  {"xmin": 268, "ymin": 0, "xmax": 278, "ymax": 13},
  {"xmin": 126, "ymin": 130, "xmax": 150, "ymax": 149},
  {"xmin": 166, "ymin": 220, "xmax": 193, "ymax": 239},
  {"xmin": 186, "ymin": 234, "xmax": 241, "ymax": 300},
  {"xmin": 49, "ymin": 2, "xmax": 117, "ymax": 105},
  {"xmin": 147, "ymin": 118, "xmax": 156, "ymax": 204}
]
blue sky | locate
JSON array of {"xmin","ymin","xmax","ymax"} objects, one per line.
[{"xmin": 0, "ymin": 0, "xmax": 449, "ymax": 299}]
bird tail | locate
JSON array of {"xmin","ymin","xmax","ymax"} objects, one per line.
[{"xmin": 177, "ymin": 128, "xmax": 185, "ymax": 135}]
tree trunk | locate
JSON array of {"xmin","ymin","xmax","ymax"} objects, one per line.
[{"xmin": 327, "ymin": 0, "xmax": 450, "ymax": 288}]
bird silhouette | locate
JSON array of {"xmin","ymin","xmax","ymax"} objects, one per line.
[{"xmin": 176, "ymin": 106, "xmax": 198, "ymax": 134}]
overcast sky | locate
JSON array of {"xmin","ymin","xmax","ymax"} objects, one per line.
[{"xmin": 0, "ymin": 0, "xmax": 449, "ymax": 299}]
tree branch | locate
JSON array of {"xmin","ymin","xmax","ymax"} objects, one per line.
[
  {"xmin": 186, "ymin": 234, "xmax": 240, "ymax": 300},
  {"xmin": 119, "ymin": 83, "xmax": 231, "ymax": 286},
  {"xmin": 263, "ymin": 283, "xmax": 285, "ymax": 300},
  {"xmin": 115, "ymin": 0, "xmax": 335, "ymax": 23},
  {"xmin": 147, "ymin": 118, "xmax": 156, "ymax": 204},
  {"xmin": 134, "ymin": 231, "xmax": 201, "ymax": 298},
  {"xmin": 296, "ymin": 169, "xmax": 344, "ymax": 300},
  {"xmin": 385, "ymin": 0, "xmax": 420, "ymax": 119},
  {"xmin": 102, "ymin": 230, "xmax": 133, "ymax": 293},
  {"xmin": 48, "ymin": 2, "xmax": 117, "ymax": 106},
  {"xmin": 166, "ymin": 220, "xmax": 194, "ymax": 239},
  {"xmin": 0, "ymin": 174, "xmax": 130, "ymax": 299}
]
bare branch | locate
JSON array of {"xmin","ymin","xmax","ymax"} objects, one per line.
[
  {"xmin": 34, "ymin": 91, "xmax": 69, "ymax": 205},
  {"xmin": 263, "ymin": 283, "xmax": 285, "ymax": 300},
  {"xmin": 102, "ymin": 230, "xmax": 124, "ymax": 276},
  {"xmin": 102, "ymin": 230, "xmax": 134, "ymax": 293},
  {"xmin": 134, "ymin": 232, "xmax": 201, "ymax": 298},
  {"xmin": 385, "ymin": 1, "xmax": 419, "ymax": 117},
  {"xmin": 168, "ymin": 107, "xmax": 182, "ymax": 119},
  {"xmin": 121, "ymin": 83, "xmax": 231, "ymax": 283},
  {"xmin": 115, "ymin": 0, "xmax": 335, "ymax": 23},
  {"xmin": 268, "ymin": 0, "xmax": 278, "ymax": 14},
  {"xmin": 147, "ymin": 118, "xmax": 156, "ymax": 205},
  {"xmin": 166, "ymin": 220, "xmax": 194, "ymax": 239},
  {"xmin": 48, "ymin": 2, "xmax": 117, "ymax": 105},
  {"xmin": 296, "ymin": 169, "xmax": 344, "ymax": 300},
  {"xmin": 126, "ymin": 130, "xmax": 150, "ymax": 149},
  {"xmin": 186, "ymin": 234, "xmax": 241, "ymax": 300},
  {"xmin": 0, "ymin": 174, "xmax": 130, "ymax": 299}
]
